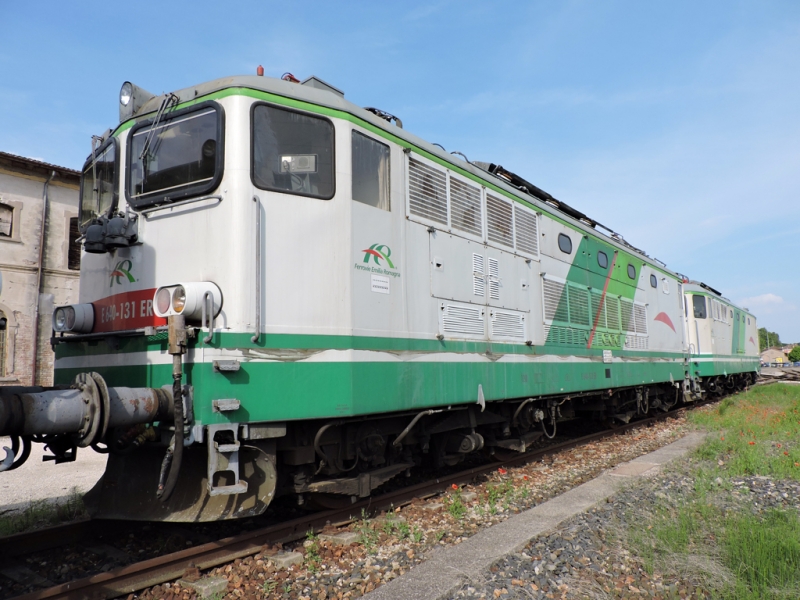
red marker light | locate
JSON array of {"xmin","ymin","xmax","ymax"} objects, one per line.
[{"xmin": 257, "ymin": 65, "xmax": 264, "ymax": 76}]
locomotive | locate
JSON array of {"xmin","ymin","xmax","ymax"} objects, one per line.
[{"xmin": 0, "ymin": 73, "xmax": 760, "ymax": 521}]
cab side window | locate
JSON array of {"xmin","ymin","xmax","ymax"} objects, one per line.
[
  {"xmin": 692, "ymin": 295, "xmax": 707, "ymax": 319},
  {"xmin": 352, "ymin": 131, "xmax": 390, "ymax": 211}
]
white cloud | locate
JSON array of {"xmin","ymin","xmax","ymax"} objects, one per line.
[{"xmin": 739, "ymin": 293, "xmax": 786, "ymax": 306}]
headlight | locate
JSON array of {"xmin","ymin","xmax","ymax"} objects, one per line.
[
  {"xmin": 152, "ymin": 282, "xmax": 222, "ymax": 320},
  {"xmin": 120, "ymin": 82, "xmax": 133, "ymax": 107},
  {"xmin": 52, "ymin": 304, "xmax": 94, "ymax": 333}
]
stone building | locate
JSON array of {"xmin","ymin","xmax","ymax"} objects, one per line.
[{"xmin": 0, "ymin": 152, "xmax": 81, "ymax": 386}]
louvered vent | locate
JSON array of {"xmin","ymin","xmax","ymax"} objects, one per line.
[
  {"xmin": 625, "ymin": 335, "xmax": 649, "ymax": 350},
  {"xmin": 514, "ymin": 206, "xmax": 538, "ymax": 256},
  {"xmin": 620, "ymin": 298, "xmax": 635, "ymax": 333},
  {"xmin": 441, "ymin": 303, "xmax": 485, "ymax": 338},
  {"xmin": 486, "ymin": 194, "xmax": 513, "ymax": 247},
  {"xmin": 490, "ymin": 310, "xmax": 526, "ymax": 340},
  {"xmin": 634, "ymin": 303, "xmax": 648, "ymax": 334},
  {"xmin": 590, "ymin": 290, "xmax": 606, "ymax": 329},
  {"xmin": 605, "ymin": 296, "xmax": 620, "ymax": 330},
  {"xmin": 545, "ymin": 324, "xmax": 589, "ymax": 346},
  {"xmin": 409, "ymin": 158, "xmax": 447, "ymax": 225},
  {"xmin": 488, "ymin": 257, "xmax": 500, "ymax": 300},
  {"xmin": 568, "ymin": 286, "xmax": 590, "ymax": 327},
  {"xmin": 543, "ymin": 278, "xmax": 568, "ymax": 323},
  {"xmin": 450, "ymin": 178, "xmax": 482, "ymax": 237},
  {"xmin": 472, "ymin": 253, "xmax": 485, "ymax": 297}
]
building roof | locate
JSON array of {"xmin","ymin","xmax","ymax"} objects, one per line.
[{"xmin": 0, "ymin": 151, "xmax": 80, "ymax": 181}]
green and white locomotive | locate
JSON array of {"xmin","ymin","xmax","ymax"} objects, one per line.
[{"xmin": 0, "ymin": 73, "xmax": 760, "ymax": 521}]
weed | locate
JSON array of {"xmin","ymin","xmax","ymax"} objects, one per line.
[
  {"xmin": 444, "ymin": 489, "xmax": 466, "ymax": 520},
  {"xmin": 356, "ymin": 509, "xmax": 380, "ymax": 552},
  {"xmin": 411, "ymin": 526, "xmax": 424, "ymax": 543},
  {"xmin": 395, "ymin": 521, "xmax": 411, "ymax": 540},
  {"xmin": 304, "ymin": 530, "xmax": 320, "ymax": 573},
  {"xmin": 261, "ymin": 580, "xmax": 278, "ymax": 594}
]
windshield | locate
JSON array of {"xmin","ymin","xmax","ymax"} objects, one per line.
[
  {"xmin": 128, "ymin": 105, "xmax": 221, "ymax": 207},
  {"xmin": 80, "ymin": 142, "xmax": 116, "ymax": 229}
]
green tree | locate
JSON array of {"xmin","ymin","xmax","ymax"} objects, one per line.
[
  {"xmin": 788, "ymin": 346, "xmax": 800, "ymax": 363},
  {"xmin": 759, "ymin": 327, "xmax": 782, "ymax": 351}
]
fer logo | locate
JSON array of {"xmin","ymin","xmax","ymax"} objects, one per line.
[
  {"xmin": 362, "ymin": 244, "xmax": 395, "ymax": 269},
  {"xmin": 110, "ymin": 259, "xmax": 135, "ymax": 287}
]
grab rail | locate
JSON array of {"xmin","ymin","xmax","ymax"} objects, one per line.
[{"xmin": 252, "ymin": 196, "xmax": 261, "ymax": 343}]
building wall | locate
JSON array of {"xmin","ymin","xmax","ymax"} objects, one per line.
[{"xmin": 0, "ymin": 154, "xmax": 81, "ymax": 386}]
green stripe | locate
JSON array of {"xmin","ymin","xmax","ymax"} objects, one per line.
[{"xmin": 55, "ymin": 358, "xmax": 690, "ymax": 425}]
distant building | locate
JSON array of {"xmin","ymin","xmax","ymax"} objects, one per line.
[
  {"xmin": 760, "ymin": 347, "xmax": 788, "ymax": 364},
  {"xmin": 0, "ymin": 152, "xmax": 81, "ymax": 386}
]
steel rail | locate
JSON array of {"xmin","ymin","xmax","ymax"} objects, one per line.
[{"xmin": 11, "ymin": 401, "xmax": 706, "ymax": 600}]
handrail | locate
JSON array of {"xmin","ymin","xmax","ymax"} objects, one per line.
[
  {"xmin": 252, "ymin": 196, "xmax": 261, "ymax": 343},
  {"xmin": 140, "ymin": 195, "xmax": 222, "ymax": 218},
  {"xmin": 201, "ymin": 291, "xmax": 214, "ymax": 344}
]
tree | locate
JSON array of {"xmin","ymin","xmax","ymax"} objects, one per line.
[
  {"xmin": 788, "ymin": 346, "xmax": 800, "ymax": 363},
  {"xmin": 759, "ymin": 327, "xmax": 782, "ymax": 351}
]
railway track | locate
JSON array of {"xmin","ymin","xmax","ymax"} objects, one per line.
[{"xmin": 4, "ymin": 397, "xmax": 728, "ymax": 600}]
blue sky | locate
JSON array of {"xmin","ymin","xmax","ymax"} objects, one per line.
[{"xmin": 2, "ymin": 1, "xmax": 798, "ymax": 342}]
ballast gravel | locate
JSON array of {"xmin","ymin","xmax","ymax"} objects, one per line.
[{"xmin": 451, "ymin": 474, "xmax": 800, "ymax": 599}]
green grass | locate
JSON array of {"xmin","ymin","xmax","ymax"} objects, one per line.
[
  {"xmin": 0, "ymin": 488, "xmax": 87, "ymax": 536},
  {"xmin": 624, "ymin": 384, "xmax": 800, "ymax": 599},
  {"xmin": 690, "ymin": 383, "xmax": 800, "ymax": 479}
]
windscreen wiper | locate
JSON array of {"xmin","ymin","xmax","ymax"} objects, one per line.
[{"xmin": 138, "ymin": 93, "xmax": 178, "ymax": 161}]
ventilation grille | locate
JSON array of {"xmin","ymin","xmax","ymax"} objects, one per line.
[
  {"xmin": 486, "ymin": 194, "xmax": 513, "ymax": 248},
  {"xmin": 544, "ymin": 324, "xmax": 589, "ymax": 346},
  {"xmin": 441, "ymin": 303, "xmax": 485, "ymax": 338},
  {"xmin": 472, "ymin": 253, "xmax": 485, "ymax": 297},
  {"xmin": 488, "ymin": 257, "xmax": 500, "ymax": 300},
  {"xmin": 625, "ymin": 335, "xmax": 649, "ymax": 350},
  {"xmin": 409, "ymin": 158, "xmax": 447, "ymax": 224},
  {"xmin": 568, "ymin": 286, "xmax": 590, "ymax": 327},
  {"xmin": 634, "ymin": 304, "xmax": 648, "ymax": 334},
  {"xmin": 450, "ymin": 178, "xmax": 482, "ymax": 237},
  {"xmin": 543, "ymin": 278, "xmax": 568, "ymax": 322},
  {"xmin": 514, "ymin": 206, "xmax": 538, "ymax": 256},
  {"xmin": 591, "ymin": 290, "xmax": 606, "ymax": 329},
  {"xmin": 490, "ymin": 310, "xmax": 526, "ymax": 340},
  {"xmin": 620, "ymin": 298, "xmax": 634, "ymax": 333},
  {"xmin": 605, "ymin": 295, "xmax": 620, "ymax": 330}
]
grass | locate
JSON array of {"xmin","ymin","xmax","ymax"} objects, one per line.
[
  {"xmin": 624, "ymin": 383, "xmax": 800, "ymax": 599},
  {"xmin": 0, "ymin": 488, "xmax": 87, "ymax": 536},
  {"xmin": 690, "ymin": 383, "xmax": 800, "ymax": 479},
  {"xmin": 304, "ymin": 530, "xmax": 321, "ymax": 573}
]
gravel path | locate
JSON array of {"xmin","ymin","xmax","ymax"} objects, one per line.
[{"xmin": 451, "ymin": 469, "xmax": 800, "ymax": 599}]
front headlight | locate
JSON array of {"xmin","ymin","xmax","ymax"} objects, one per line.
[
  {"xmin": 53, "ymin": 304, "xmax": 94, "ymax": 333},
  {"xmin": 119, "ymin": 82, "xmax": 133, "ymax": 107},
  {"xmin": 152, "ymin": 282, "xmax": 222, "ymax": 320}
]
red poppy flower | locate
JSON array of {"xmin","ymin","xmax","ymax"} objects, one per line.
[
  {"xmin": 498, "ymin": 468, "xmax": 507, "ymax": 475},
  {"xmin": 451, "ymin": 484, "xmax": 459, "ymax": 490},
  {"xmin": 785, "ymin": 451, "xmax": 789, "ymax": 456},
  {"xmin": 777, "ymin": 443, "xmax": 782, "ymax": 448},
  {"xmin": 748, "ymin": 441, "xmax": 756, "ymax": 445}
]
